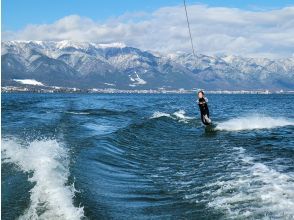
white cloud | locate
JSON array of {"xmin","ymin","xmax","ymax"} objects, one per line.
[{"xmin": 3, "ymin": 5, "xmax": 294, "ymax": 58}]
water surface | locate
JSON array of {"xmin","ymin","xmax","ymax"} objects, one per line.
[{"xmin": 2, "ymin": 93, "xmax": 294, "ymax": 219}]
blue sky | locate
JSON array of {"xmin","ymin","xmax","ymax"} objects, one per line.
[
  {"xmin": 3, "ymin": 0, "xmax": 294, "ymax": 31},
  {"xmin": 3, "ymin": 1, "xmax": 294, "ymax": 58}
]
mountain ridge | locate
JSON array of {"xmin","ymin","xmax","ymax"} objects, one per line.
[{"xmin": 2, "ymin": 40, "xmax": 294, "ymax": 90}]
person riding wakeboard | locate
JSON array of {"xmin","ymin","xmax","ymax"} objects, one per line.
[{"xmin": 197, "ymin": 90, "xmax": 212, "ymax": 125}]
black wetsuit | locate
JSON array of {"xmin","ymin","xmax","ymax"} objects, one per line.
[{"xmin": 198, "ymin": 97, "xmax": 210, "ymax": 125}]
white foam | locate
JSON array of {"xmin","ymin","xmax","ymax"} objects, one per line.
[
  {"xmin": 204, "ymin": 147, "xmax": 294, "ymax": 219},
  {"xmin": 150, "ymin": 110, "xmax": 194, "ymax": 123},
  {"xmin": 172, "ymin": 110, "xmax": 193, "ymax": 120},
  {"xmin": 150, "ymin": 111, "xmax": 172, "ymax": 119},
  {"xmin": 2, "ymin": 138, "xmax": 84, "ymax": 220},
  {"xmin": 66, "ymin": 111, "xmax": 90, "ymax": 115},
  {"xmin": 216, "ymin": 115, "xmax": 294, "ymax": 131}
]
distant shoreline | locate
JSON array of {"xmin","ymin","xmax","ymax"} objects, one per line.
[{"xmin": 2, "ymin": 86, "xmax": 293, "ymax": 94}]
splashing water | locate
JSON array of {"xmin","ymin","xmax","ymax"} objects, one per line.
[
  {"xmin": 150, "ymin": 111, "xmax": 172, "ymax": 119},
  {"xmin": 1, "ymin": 138, "xmax": 84, "ymax": 220},
  {"xmin": 216, "ymin": 115, "xmax": 294, "ymax": 131}
]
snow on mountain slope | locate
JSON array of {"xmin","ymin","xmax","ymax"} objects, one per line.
[
  {"xmin": 13, "ymin": 79, "xmax": 44, "ymax": 86},
  {"xmin": 129, "ymin": 72, "xmax": 147, "ymax": 87},
  {"xmin": 2, "ymin": 41, "xmax": 294, "ymax": 90}
]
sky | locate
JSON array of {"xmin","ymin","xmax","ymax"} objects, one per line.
[{"xmin": 2, "ymin": 0, "xmax": 294, "ymax": 58}]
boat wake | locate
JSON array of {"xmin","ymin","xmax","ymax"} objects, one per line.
[
  {"xmin": 203, "ymin": 147, "xmax": 294, "ymax": 219},
  {"xmin": 1, "ymin": 138, "xmax": 84, "ymax": 220},
  {"xmin": 150, "ymin": 110, "xmax": 194, "ymax": 123},
  {"xmin": 216, "ymin": 115, "xmax": 294, "ymax": 131}
]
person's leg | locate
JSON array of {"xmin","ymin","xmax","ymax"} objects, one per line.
[
  {"xmin": 205, "ymin": 104, "xmax": 210, "ymax": 118},
  {"xmin": 199, "ymin": 104, "xmax": 211, "ymax": 124},
  {"xmin": 203, "ymin": 114, "xmax": 211, "ymax": 123},
  {"xmin": 203, "ymin": 104, "xmax": 211, "ymax": 123}
]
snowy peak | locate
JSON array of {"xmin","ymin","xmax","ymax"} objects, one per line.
[
  {"xmin": 97, "ymin": 42, "xmax": 126, "ymax": 49},
  {"xmin": 55, "ymin": 40, "xmax": 126, "ymax": 50},
  {"xmin": 2, "ymin": 40, "xmax": 127, "ymax": 56}
]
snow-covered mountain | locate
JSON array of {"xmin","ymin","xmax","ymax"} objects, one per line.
[{"xmin": 2, "ymin": 40, "xmax": 294, "ymax": 90}]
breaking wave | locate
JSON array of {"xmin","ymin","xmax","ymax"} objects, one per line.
[
  {"xmin": 216, "ymin": 115, "xmax": 294, "ymax": 131},
  {"xmin": 1, "ymin": 138, "xmax": 84, "ymax": 220}
]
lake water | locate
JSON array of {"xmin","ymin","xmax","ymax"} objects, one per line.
[{"xmin": 2, "ymin": 93, "xmax": 294, "ymax": 219}]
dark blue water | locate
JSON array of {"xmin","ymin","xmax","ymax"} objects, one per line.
[{"xmin": 2, "ymin": 93, "xmax": 294, "ymax": 219}]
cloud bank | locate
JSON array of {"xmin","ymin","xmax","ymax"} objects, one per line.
[{"xmin": 3, "ymin": 4, "xmax": 294, "ymax": 58}]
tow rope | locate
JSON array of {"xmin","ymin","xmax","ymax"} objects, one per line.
[{"xmin": 183, "ymin": 0, "xmax": 196, "ymax": 59}]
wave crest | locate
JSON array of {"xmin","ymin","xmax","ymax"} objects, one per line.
[{"xmin": 150, "ymin": 110, "xmax": 194, "ymax": 123}]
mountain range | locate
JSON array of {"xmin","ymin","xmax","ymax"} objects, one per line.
[{"xmin": 2, "ymin": 40, "xmax": 294, "ymax": 90}]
